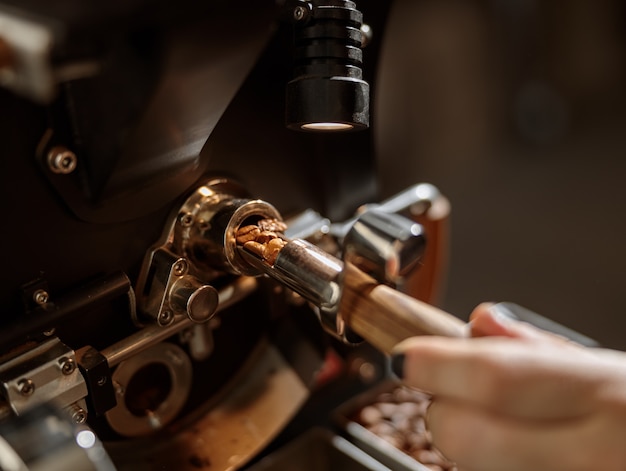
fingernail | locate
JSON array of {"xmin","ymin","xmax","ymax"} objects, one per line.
[
  {"xmin": 489, "ymin": 303, "xmax": 519, "ymax": 325},
  {"xmin": 390, "ymin": 353, "xmax": 405, "ymax": 379}
]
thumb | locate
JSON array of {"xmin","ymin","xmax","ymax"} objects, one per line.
[{"xmin": 470, "ymin": 303, "xmax": 577, "ymax": 345}]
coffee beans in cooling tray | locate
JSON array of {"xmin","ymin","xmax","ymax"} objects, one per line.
[{"xmin": 352, "ymin": 386, "xmax": 456, "ymax": 471}]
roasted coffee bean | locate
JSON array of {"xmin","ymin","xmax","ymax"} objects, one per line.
[
  {"xmin": 352, "ymin": 386, "xmax": 455, "ymax": 470},
  {"xmin": 379, "ymin": 432, "xmax": 404, "ymax": 449},
  {"xmin": 396, "ymin": 401, "xmax": 421, "ymax": 417},
  {"xmin": 255, "ymin": 230, "xmax": 278, "ymax": 244},
  {"xmin": 406, "ymin": 431, "xmax": 430, "ymax": 450},
  {"xmin": 368, "ymin": 422, "xmax": 404, "ymax": 449},
  {"xmin": 390, "ymin": 412, "xmax": 412, "ymax": 432},
  {"xmin": 243, "ymin": 241, "xmax": 266, "ymax": 258},
  {"xmin": 236, "ymin": 225, "xmax": 261, "ymax": 244},
  {"xmin": 236, "ymin": 219, "xmax": 289, "ymax": 266},
  {"xmin": 358, "ymin": 405, "xmax": 383, "ymax": 425},
  {"xmin": 414, "ymin": 449, "xmax": 448, "ymax": 467},
  {"xmin": 257, "ymin": 218, "xmax": 287, "ymax": 233},
  {"xmin": 375, "ymin": 402, "xmax": 397, "ymax": 419},
  {"xmin": 411, "ymin": 416, "xmax": 427, "ymax": 434},
  {"xmin": 265, "ymin": 237, "xmax": 287, "ymax": 265}
]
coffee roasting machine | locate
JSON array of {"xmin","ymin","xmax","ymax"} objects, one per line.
[{"xmin": 0, "ymin": 1, "xmax": 469, "ymax": 469}]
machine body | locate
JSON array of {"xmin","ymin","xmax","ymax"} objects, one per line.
[{"xmin": 0, "ymin": 1, "xmax": 457, "ymax": 469}]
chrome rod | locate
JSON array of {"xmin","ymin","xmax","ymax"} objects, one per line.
[{"xmin": 102, "ymin": 276, "xmax": 258, "ymax": 367}]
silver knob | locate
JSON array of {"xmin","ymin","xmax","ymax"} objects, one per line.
[{"xmin": 169, "ymin": 276, "xmax": 219, "ymax": 323}]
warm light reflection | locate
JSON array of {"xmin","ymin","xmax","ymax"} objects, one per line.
[{"xmin": 301, "ymin": 122, "xmax": 354, "ymax": 131}]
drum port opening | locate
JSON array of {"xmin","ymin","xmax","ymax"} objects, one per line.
[{"xmin": 124, "ymin": 362, "xmax": 173, "ymax": 417}]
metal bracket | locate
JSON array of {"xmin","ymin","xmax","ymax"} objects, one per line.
[
  {"xmin": 137, "ymin": 248, "xmax": 218, "ymax": 326},
  {"xmin": 283, "ymin": 184, "xmax": 442, "ymax": 343},
  {"xmin": 0, "ymin": 338, "xmax": 87, "ymax": 416},
  {"xmin": 75, "ymin": 346, "xmax": 117, "ymax": 417}
]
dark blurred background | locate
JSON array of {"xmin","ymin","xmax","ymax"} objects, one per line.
[{"xmin": 375, "ymin": 0, "xmax": 626, "ymax": 349}]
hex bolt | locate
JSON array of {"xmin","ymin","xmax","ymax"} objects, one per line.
[
  {"xmin": 17, "ymin": 379, "xmax": 35, "ymax": 396},
  {"xmin": 59, "ymin": 357, "xmax": 76, "ymax": 375},
  {"xmin": 47, "ymin": 146, "xmax": 77, "ymax": 174},
  {"xmin": 172, "ymin": 259, "xmax": 188, "ymax": 277},
  {"xmin": 32, "ymin": 289, "xmax": 49, "ymax": 305}
]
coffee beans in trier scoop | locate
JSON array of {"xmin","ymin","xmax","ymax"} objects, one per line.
[
  {"xmin": 236, "ymin": 219, "xmax": 288, "ymax": 266},
  {"xmin": 353, "ymin": 385, "xmax": 457, "ymax": 471}
]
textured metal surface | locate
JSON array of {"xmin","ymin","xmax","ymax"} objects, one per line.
[
  {"xmin": 0, "ymin": 338, "xmax": 87, "ymax": 415},
  {"xmin": 106, "ymin": 340, "xmax": 310, "ymax": 471}
]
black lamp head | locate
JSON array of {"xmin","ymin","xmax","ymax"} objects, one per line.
[{"xmin": 286, "ymin": 0, "xmax": 369, "ymax": 132}]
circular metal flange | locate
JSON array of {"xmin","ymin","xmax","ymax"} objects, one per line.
[
  {"xmin": 223, "ymin": 199, "xmax": 283, "ymax": 276},
  {"xmin": 105, "ymin": 342, "xmax": 192, "ymax": 437},
  {"xmin": 176, "ymin": 179, "xmax": 283, "ymax": 276}
]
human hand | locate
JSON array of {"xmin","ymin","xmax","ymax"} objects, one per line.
[{"xmin": 391, "ymin": 303, "xmax": 626, "ymax": 471}]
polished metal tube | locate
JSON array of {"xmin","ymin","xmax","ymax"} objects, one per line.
[
  {"xmin": 237, "ymin": 237, "xmax": 348, "ymax": 339},
  {"xmin": 272, "ymin": 239, "xmax": 343, "ymax": 310}
]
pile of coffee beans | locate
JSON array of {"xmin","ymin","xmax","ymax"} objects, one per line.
[
  {"xmin": 353, "ymin": 386, "xmax": 456, "ymax": 471},
  {"xmin": 235, "ymin": 218, "xmax": 288, "ymax": 266}
]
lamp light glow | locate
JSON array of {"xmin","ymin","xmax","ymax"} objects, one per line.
[{"xmin": 301, "ymin": 122, "xmax": 354, "ymax": 131}]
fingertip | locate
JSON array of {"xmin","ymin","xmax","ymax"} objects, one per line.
[
  {"xmin": 468, "ymin": 302, "xmax": 495, "ymax": 322},
  {"xmin": 391, "ymin": 335, "xmax": 437, "ymax": 357},
  {"xmin": 470, "ymin": 301, "xmax": 544, "ymax": 339},
  {"xmin": 471, "ymin": 302, "xmax": 562, "ymax": 343},
  {"xmin": 390, "ymin": 336, "xmax": 447, "ymax": 383}
]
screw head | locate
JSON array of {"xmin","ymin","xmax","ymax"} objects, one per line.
[
  {"xmin": 17, "ymin": 379, "xmax": 35, "ymax": 396},
  {"xmin": 293, "ymin": 5, "xmax": 308, "ymax": 21},
  {"xmin": 59, "ymin": 357, "xmax": 76, "ymax": 375},
  {"xmin": 158, "ymin": 310, "xmax": 173, "ymax": 325},
  {"xmin": 47, "ymin": 146, "xmax": 77, "ymax": 174},
  {"xmin": 32, "ymin": 289, "xmax": 49, "ymax": 305},
  {"xmin": 172, "ymin": 259, "xmax": 188, "ymax": 276},
  {"xmin": 71, "ymin": 407, "xmax": 87, "ymax": 424},
  {"xmin": 179, "ymin": 212, "xmax": 194, "ymax": 227}
]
